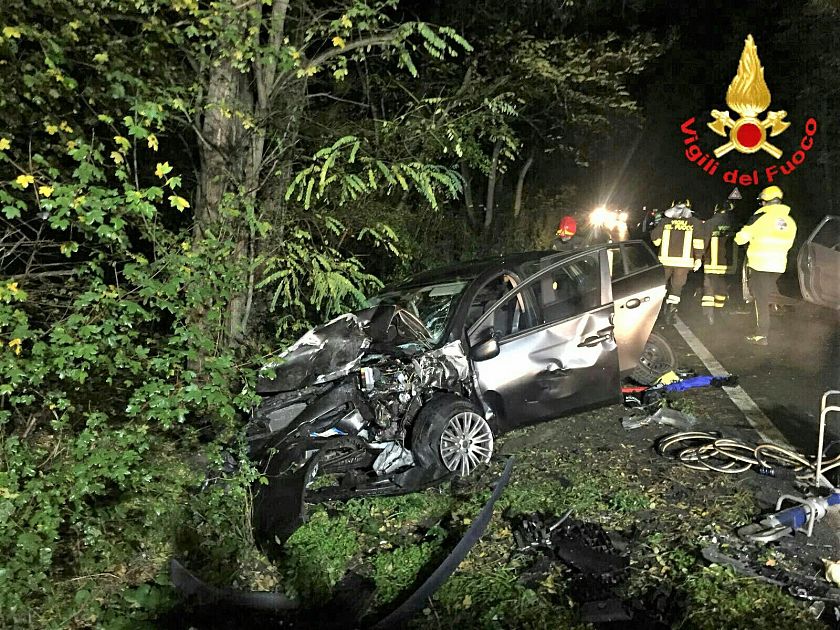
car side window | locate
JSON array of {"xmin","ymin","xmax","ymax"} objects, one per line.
[
  {"xmin": 465, "ymin": 273, "xmax": 519, "ymax": 336},
  {"xmin": 607, "ymin": 243, "xmax": 658, "ymax": 279},
  {"xmin": 531, "ymin": 253, "xmax": 602, "ymax": 322},
  {"xmin": 811, "ymin": 217, "xmax": 840, "ymax": 249},
  {"xmin": 622, "ymin": 242, "xmax": 659, "ymax": 273},
  {"xmin": 473, "ymin": 253, "xmax": 603, "ymax": 342},
  {"xmin": 607, "ymin": 246, "xmax": 624, "ymax": 278},
  {"xmin": 477, "ymin": 286, "xmax": 540, "ymax": 339}
]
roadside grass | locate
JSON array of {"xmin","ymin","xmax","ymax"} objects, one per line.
[{"xmin": 262, "ymin": 412, "xmax": 818, "ymax": 627}]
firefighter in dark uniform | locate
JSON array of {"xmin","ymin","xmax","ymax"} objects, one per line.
[
  {"xmin": 700, "ymin": 201, "xmax": 739, "ymax": 324},
  {"xmin": 650, "ymin": 201, "xmax": 705, "ymax": 323}
]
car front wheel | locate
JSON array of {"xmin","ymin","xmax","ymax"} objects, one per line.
[{"xmin": 412, "ymin": 395, "xmax": 494, "ymax": 477}]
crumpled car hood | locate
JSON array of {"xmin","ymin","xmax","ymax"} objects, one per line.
[{"xmin": 256, "ymin": 305, "xmax": 435, "ymax": 394}]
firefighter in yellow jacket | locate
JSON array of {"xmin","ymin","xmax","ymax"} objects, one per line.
[
  {"xmin": 700, "ymin": 201, "xmax": 739, "ymax": 324},
  {"xmin": 651, "ymin": 201, "xmax": 705, "ymax": 323},
  {"xmin": 735, "ymin": 185, "xmax": 796, "ymax": 346}
]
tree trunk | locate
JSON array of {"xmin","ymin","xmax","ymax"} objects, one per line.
[
  {"xmin": 460, "ymin": 161, "xmax": 477, "ymax": 226},
  {"xmin": 484, "ymin": 140, "xmax": 503, "ymax": 230},
  {"xmin": 196, "ymin": 58, "xmax": 242, "ymax": 234},
  {"xmin": 513, "ymin": 154, "xmax": 534, "ymax": 218},
  {"xmin": 193, "ymin": 1, "xmax": 294, "ymax": 346}
]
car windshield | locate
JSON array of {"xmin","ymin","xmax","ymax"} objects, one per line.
[{"xmin": 368, "ymin": 280, "xmax": 470, "ymax": 344}]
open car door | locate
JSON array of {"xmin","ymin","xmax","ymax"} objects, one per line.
[
  {"xmin": 467, "ymin": 249, "xmax": 620, "ymax": 432},
  {"xmin": 606, "ymin": 241, "xmax": 667, "ymax": 373},
  {"xmin": 798, "ymin": 216, "xmax": 840, "ymax": 309}
]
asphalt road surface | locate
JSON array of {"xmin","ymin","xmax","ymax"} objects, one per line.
[{"xmin": 670, "ymin": 272, "xmax": 840, "ymax": 454}]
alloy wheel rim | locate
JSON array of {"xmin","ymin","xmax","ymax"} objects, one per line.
[{"xmin": 439, "ymin": 412, "xmax": 494, "ymax": 475}]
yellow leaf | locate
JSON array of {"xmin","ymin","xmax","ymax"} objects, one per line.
[
  {"xmin": 45, "ymin": 123, "xmax": 59, "ymax": 135},
  {"xmin": 339, "ymin": 15, "xmax": 352, "ymax": 28},
  {"xmin": 15, "ymin": 174, "xmax": 34, "ymax": 189},
  {"xmin": 59, "ymin": 121, "xmax": 72, "ymax": 133},
  {"xmin": 72, "ymin": 195, "xmax": 86, "ymax": 208},
  {"xmin": 290, "ymin": 49, "xmax": 301, "ymax": 60},
  {"xmin": 110, "ymin": 151, "xmax": 124, "ymax": 164},
  {"xmin": 114, "ymin": 135, "xmax": 130, "ymax": 150},
  {"xmin": 38, "ymin": 185, "xmax": 54, "ymax": 198},
  {"xmin": 93, "ymin": 52, "xmax": 109, "ymax": 64},
  {"xmin": 6, "ymin": 281, "xmax": 19, "ymax": 293},
  {"xmin": 331, "ymin": 36, "xmax": 346, "ymax": 49},
  {"xmin": 66, "ymin": 140, "xmax": 77, "ymax": 151},
  {"xmin": 155, "ymin": 162, "xmax": 172, "ymax": 178},
  {"xmin": 147, "ymin": 134, "xmax": 158, "ymax": 151},
  {"xmin": 0, "ymin": 138, "xmax": 10, "ymax": 151},
  {"xmin": 169, "ymin": 195, "xmax": 190, "ymax": 211},
  {"xmin": 8, "ymin": 338, "xmax": 21, "ymax": 355},
  {"xmin": 2, "ymin": 27, "xmax": 22, "ymax": 39}
]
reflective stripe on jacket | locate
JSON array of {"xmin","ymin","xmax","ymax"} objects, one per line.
[
  {"xmin": 650, "ymin": 216, "xmax": 705, "ymax": 268},
  {"xmin": 734, "ymin": 204, "xmax": 796, "ymax": 273},
  {"xmin": 702, "ymin": 212, "xmax": 739, "ymax": 275}
]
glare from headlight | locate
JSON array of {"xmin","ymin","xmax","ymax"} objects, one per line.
[{"xmin": 590, "ymin": 207, "xmax": 608, "ymax": 225}]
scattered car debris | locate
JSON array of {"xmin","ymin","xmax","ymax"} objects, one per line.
[
  {"xmin": 702, "ymin": 545, "xmax": 840, "ymax": 606},
  {"xmin": 513, "ymin": 509, "xmax": 573, "ymax": 551},
  {"xmin": 622, "ymin": 407, "xmax": 698, "ymax": 431},
  {"xmin": 621, "ymin": 384, "xmax": 665, "ymax": 408},
  {"xmin": 512, "ymin": 512, "xmax": 634, "ymax": 624}
]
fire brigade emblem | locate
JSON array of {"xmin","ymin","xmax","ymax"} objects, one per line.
[{"xmin": 708, "ymin": 35, "xmax": 789, "ymax": 159}]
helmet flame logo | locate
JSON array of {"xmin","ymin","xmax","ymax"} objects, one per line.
[{"xmin": 708, "ymin": 35, "xmax": 789, "ymax": 159}]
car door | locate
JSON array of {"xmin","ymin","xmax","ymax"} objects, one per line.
[
  {"xmin": 798, "ymin": 216, "xmax": 840, "ymax": 309},
  {"xmin": 607, "ymin": 241, "xmax": 668, "ymax": 373},
  {"xmin": 468, "ymin": 249, "xmax": 620, "ymax": 431}
]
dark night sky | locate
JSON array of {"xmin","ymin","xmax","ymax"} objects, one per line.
[{"xmin": 578, "ymin": 0, "xmax": 833, "ymax": 229}]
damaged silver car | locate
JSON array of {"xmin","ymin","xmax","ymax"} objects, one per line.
[{"xmin": 248, "ymin": 241, "xmax": 670, "ymax": 552}]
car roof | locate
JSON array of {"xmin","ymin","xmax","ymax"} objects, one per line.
[{"xmin": 384, "ymin": 248, "xmax": 589, "ymax": 291}]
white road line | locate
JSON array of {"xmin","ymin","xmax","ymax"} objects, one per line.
[{"xmin": 672, "ymin": 315, "xmax": 792, "ymax": 447}]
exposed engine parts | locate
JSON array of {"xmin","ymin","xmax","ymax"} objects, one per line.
[{"xmin": 248, "ymin": 306, "xmax": 483, "ymax": 554}]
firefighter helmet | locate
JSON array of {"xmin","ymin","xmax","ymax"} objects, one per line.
[
  {"xmin": 556, "ymin": 215, "xmax": 577, "ymax": 238},
  {"xmin": 758, "ymin": 185, "xmax": 783, "ymax": 202},
  {"xmin": 664, "ymin": 201, "xmax": 692, "ymax": 219}
]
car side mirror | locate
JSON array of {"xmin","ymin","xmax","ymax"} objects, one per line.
[{"xmin": 470, "ymin": 335, "xmax": 500, "ymax": 362}]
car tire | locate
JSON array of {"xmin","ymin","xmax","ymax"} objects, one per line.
[
  {"xmin": 411, "ymin": 395, "xmax": 494, "ymax": 477},
  {"xmin": 630, "ymin": 332, "xmax": 676, "ymax": 385}
]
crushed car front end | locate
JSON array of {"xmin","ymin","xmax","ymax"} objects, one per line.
[{"xmin": 247, "ymin": 302, "xmax": 484, "ymax": 552}]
